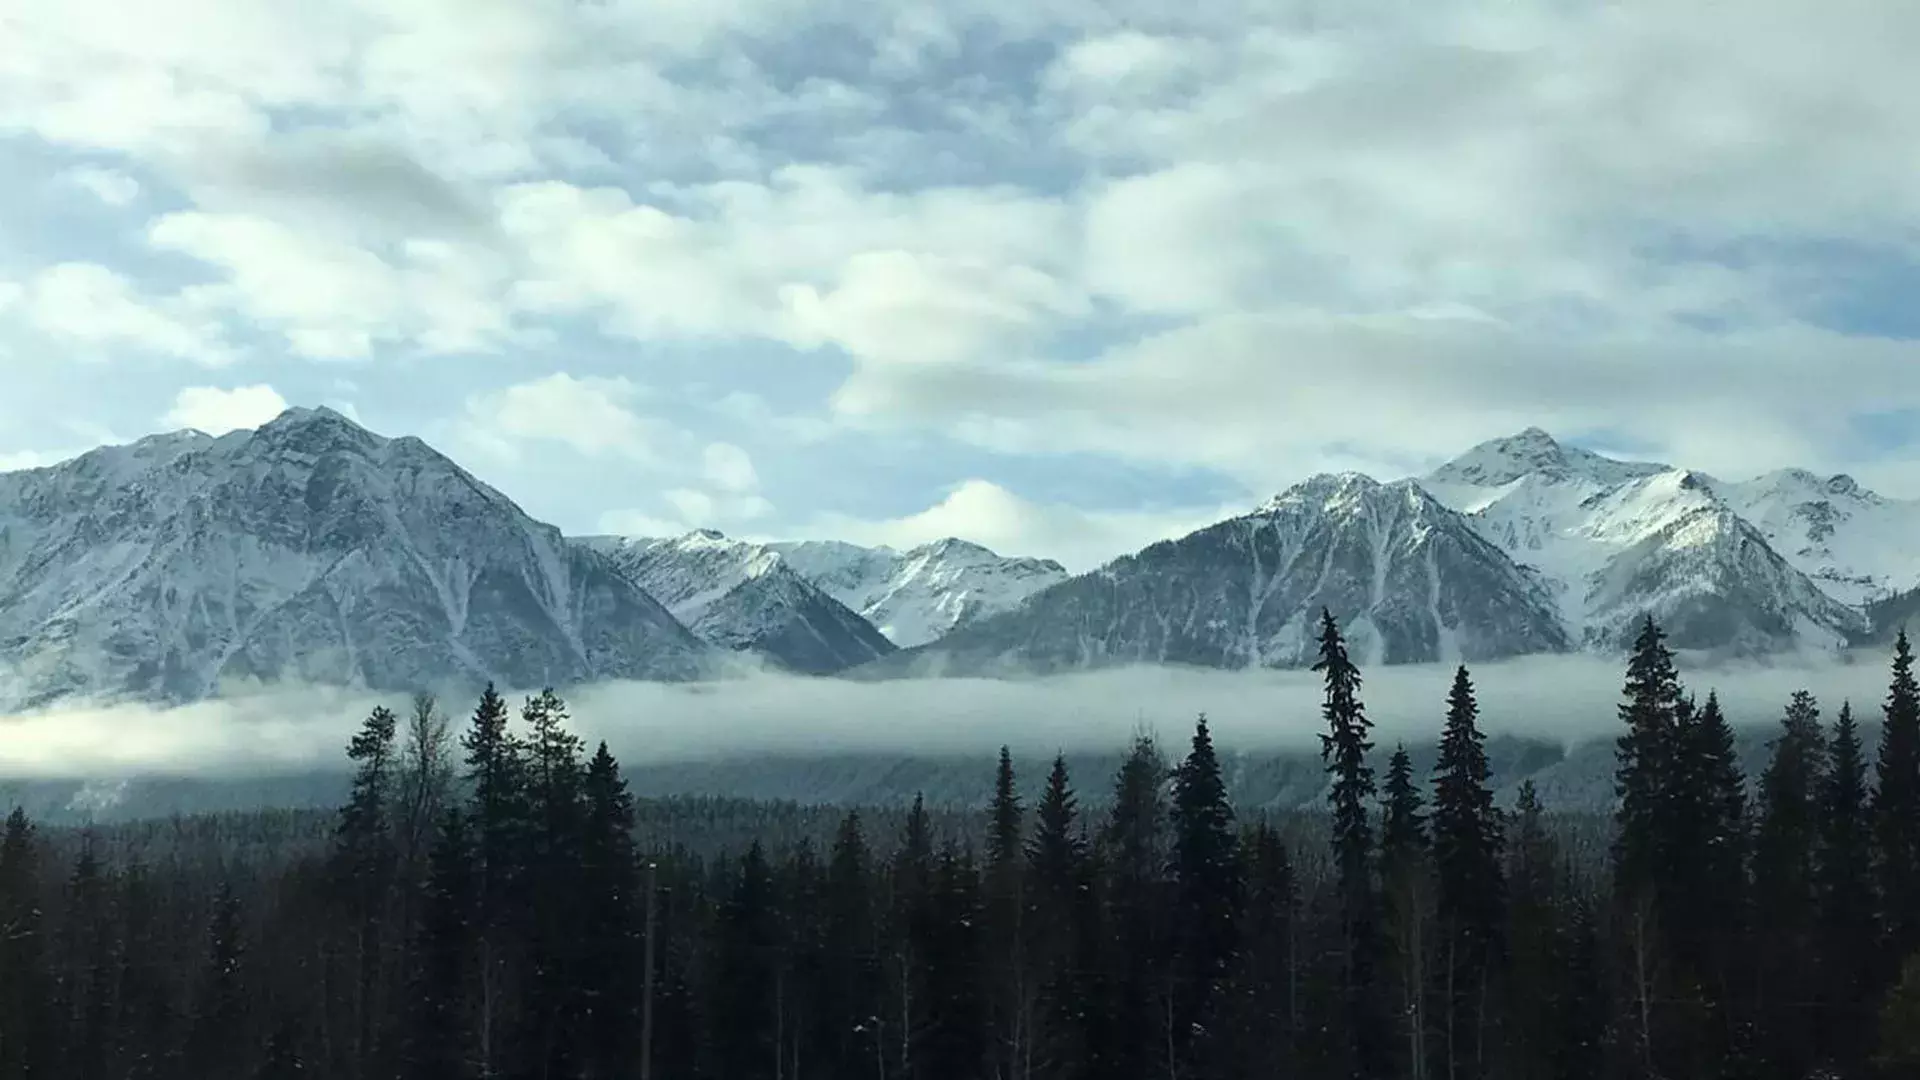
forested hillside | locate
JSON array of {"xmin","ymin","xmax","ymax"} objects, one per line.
[{"xmin": 2, "ymin": 614, "xmax": 1919, "ymax": 1078}]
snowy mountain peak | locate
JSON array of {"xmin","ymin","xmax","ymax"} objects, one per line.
[
  {"xmin": 1427, "ymin": 428, "xmax": 1667, "ymax": 490},
  {"xmin": 1258, "ymin": 471, "xmax": 1382, "ymax": 513}
]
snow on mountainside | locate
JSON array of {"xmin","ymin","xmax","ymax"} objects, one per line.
[
  {"xmin": 861, "ymin": 472, "xmax": 1571, "ymax": 677},
  {"xmin": 0, "ymin": 408, "xmax": 713, "ymax": 709},
  {"xmin": 577, "ymin": 530, "xmax": 895, "ymax": 675},
  {"xmin": 767, "ymin": 537, "xmax": 1069, "ymax": 647},
  {"xmin": 1705, "ymin": 468, "xmax": 1920, "ymax": 607},
  {"xmin": 1421, "ymin": 430, "xmax": 1868, "ymax": 653}
]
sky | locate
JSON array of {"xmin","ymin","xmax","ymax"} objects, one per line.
[{"xmin": 2, "ymin": 0, "xmax": 1918, "ymax": 572}]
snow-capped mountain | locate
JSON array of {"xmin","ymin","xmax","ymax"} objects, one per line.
[
  {"xmin": 1422, "ymin": 430, "xmax": 1868, "ymax": 653},
  {"xmin": 577, "ymin": 530, "xmax": 895, "ymax": 675},
  {"xmin": 767, "ymin": 537, "xmax": 1069, "ymax": 647},
  {"xmin": 1705, "ymin": 468, "xmax": 1920, "ymax": 607},
  {"xmin": 863, "ymin": 473, "xmax": 1572, "ymax": 677},
  {"xmin": 0, "ymin": 407, "xmax": 713, "ymax": 709}
]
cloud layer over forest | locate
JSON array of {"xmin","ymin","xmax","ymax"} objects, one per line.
[{"xmin": 0, "ymin": 651, "xmax": 1899, "ymax": 780}]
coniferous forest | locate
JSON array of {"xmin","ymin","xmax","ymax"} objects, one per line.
[{"xmin": 4, "ymin": 612, "xmax": 1920, "ymax": 1079}]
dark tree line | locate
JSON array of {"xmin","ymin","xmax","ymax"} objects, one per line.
[{"xmin": 2, "ymin": 616, "xmax": 1920, "ymax": 1078}]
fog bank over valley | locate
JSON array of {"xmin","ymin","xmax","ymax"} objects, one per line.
[{"xmin": 0, "ymin": 651, "xmax": 1894, "ymax": 784}]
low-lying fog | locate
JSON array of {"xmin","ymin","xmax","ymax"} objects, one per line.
[{"xmin": 0, "ymin": 651, "xmax": 1897, "ymax": 781}]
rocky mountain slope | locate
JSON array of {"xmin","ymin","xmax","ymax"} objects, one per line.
[
  {"xmin": 766, "ymin": 537, "xmax": 1068, "ymax": 646},
  {"xmin": 863, "ymin": 473, "xmax": 1573, "ymax": 677},
  {"xmin": 578, "ymin": 531, "xmax": 895, "ymax": 675},
  {"xmin": 863, "ymin": 429, "xmax": 1906, "ymax": 677},
  {"xmin": 0, "ymin": 408, "xmax": 713, "ymax": 709},
  {"xmin": 1422, "ymin": 430, "xmax": 1868, "ymax": 653}
]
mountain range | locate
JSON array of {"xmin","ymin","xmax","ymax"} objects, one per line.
[{"xmin": 0, "ymin": 410, "xmax": 1912, "ymax": 708}]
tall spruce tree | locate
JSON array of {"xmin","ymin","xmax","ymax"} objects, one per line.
[
  {"xmin": 460, "ymin": 683, "xmax": 528, "ymax": 1078},
  {"xmin": 1101, "ymin": 734, "xmax": 1172, "ymax": 1080},
  {"xmin": 984, "ymin": 745, "xmax": 1028, "ymax": 1080},
  {"xmin": 1313, "ymin": 608, "xmax": 1384, "ymax": 1078},
  {"xmin": 919, "ymin": 846, "xmax": 989, "ymax": 1080},
  {"xmin": 182, "ymin": 882, "xmax": 248, "ymax": 1079},
  {"xmin": 1614, "ymin": 615, "xmax": 1684, "ymax": 897},
  {"xmin": 1875, "ymin": 629, "xmax": 1920, "ymax": 963},
  {"xmin": 1661, "ymin": 690, "xmax": 1749, "ymax": 1078},
  {"xmin": 824, "ymin": 811, "xmax": 883, "ymax": 1079},
  {"xmin": 1380, "ymin": 743, "xmax": 1431, "ymax": 1080},
  {"xmin": 401, "ymin": 810, "xmax": 474, "ymax": 1080},
  {"xmin": 331, "ymin": 704, "xmax": 398, "ymax": 1080},
  {"xmin": 712, "ymin": 843, "xmax": 781, "ymax": 1080},
  {"xmin": 1752, "ymin": 690, "xmax": 1827, "ymax": 1074},
  {"xmin": 1818, "ymin": 700, "xmax": 1877, "ymax": 1070},
  {"xmin": 1025, "ymin": 755, "xmax": 1090, "ymax": 1080},
  {"xmin": 520, "ymin": 689, "xmax": 587, "ymax": 1079},
  {"xmin": 0, "ymin": 807, "xmax": 57, "ymax": 1078},
  {"xmin": 578, "ymin": 741, "xmax": 639, "ymax": 1078},
  {"xmin": 1430, "ymin": 664, "xmax": 1504, "ymax": 1080},
  {"xmin": 1169, "ymin": 715, "xmax": 1240, "ymax": 1073},
  {"xmin": 1225, "ymin": 823, "xmax": 1298, "ymax": 1080}
]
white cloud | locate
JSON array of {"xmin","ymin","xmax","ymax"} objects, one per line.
[
  {"xmin": 11, "ymin": 263, "xmax": 231, "ymax": 365},
  {"xmin": 161, "ymin": 384, "xmax": 289, "ymax": 435},
  {"xmin": 702, "ymin": 442, "xmax": 759, "ymax": 493},
  {"xmin": 497, "ymin": 171, "xmax": 1078, "ymax": 367},
  {"xmin": 805, "ymin": 478, "xmax": 1240, "ymax": 570},
  {"xmin": 59, "ymin": 166, "xmax": 141, "ymax": 206},
  {"xmin": 833, "ymin": 311, "xmax": 1920, "ymax": 497},
  {"xmin": 148, "ymin": 212, "xmax": 510, "ymax": 359},
  {"xmin": 0, "ymin": 652, "xmax": 1896, "ymax": 776},
  {"xmin": 459, "ymin": 373, "xmax": 665, "ymax": 462}
]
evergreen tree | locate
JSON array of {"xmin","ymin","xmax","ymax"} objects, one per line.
[
  {"xmin": 712, "ymin": 842, "xmax": 781, "ymax": 1080},
  {"xmin": 459, "ymin": 682, "xmax": 527, "ymax": 1078},
  {"xmin": 331, "ymin": 704, "xmax": 398, "ymax": 1079},
  {"xmin": 519, "ymin": 689, "xmax": 587, "ymax": 1079},
  {"xmin": 1025, "ymin": 755, "xmax": 1091, "ymax": 1080},
  {"xmin": 1817, "ymin": 700, "xmax": 1877, "ymax": 1070},
  {"xmin": 984, "ymin": 745, "xmax": 1029, "ymax": 1080},
  {"xmin": 577, "ymin": 741, "xmax": 639, "ymax": 1079},
  {"xmin": 1100, "ymin": 734, "xmax": 1172, "ymax": 1080},
  {"xmin": 1614, "ymin": 615, "xmax": 1684, "ymax": 897},
  {"xmin": 1875, "ymin": 629, "xmax": 1920, "ymax": 962},
  {"xmin": 1610, "ymin": 616, "xmax": 1685, "ymax": 1076},
  {"xmin": 1666, "ymin": 690, "xmax": 1748, "ymax": 1076},
  {"xmin": 919, "ymin": 846, "xmax": 988, "ymax": 1080},
  {"xmin": 1751, "ymin": 689, "xmax": 1827, "ymax": 1075},
  {"xmin": 62, "ymin": 838, "xmax": 114, "ymax": 1080},
  {"xmin": 1169, "ymin": 715, "xmax": 1240, "ymax": 1073},
  {"xmin": 0, "ymin": 807, "xmax": 57, "ymax": 1078},
  {"xmin": 1429, "ymin": 664, "xmax": 1504, "ymax": 1080},
  {"xmin": 890, "ymin": 795, "xmax": 936, "ymax": 1078},
  {"xmin": 1314, "ymin": 608, "xmax": 1383, "ymax": 1077},
  {"xmin": 182, "ymin": 882, "xmax": 248, "ymax": 1079},
  {"xmin": 1380, "ymin": 743, "xmax": 1431, "ymax": 1080},
  {"xmin": 254, "ymin": 1019, "xmax": 306, "ymax": 1080},
  {"xmin": 401, "ymin": 810, "xmax": 474, "ymax": 1080},
  {"xmin": 824, "ymin": 811, "xmax": 884, "ymax": 1079},
  {"xmin": 1225, "ymin": 823, "xmax": 1298, "ymax": 1080}
]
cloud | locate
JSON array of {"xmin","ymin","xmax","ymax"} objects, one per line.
[
  {"xmin": 161, "ymin": 384, "xmax": 290, "ymax": 435},
  {"xmin": 10, "ymin": 263, "xmax": 232, "ymax": 365},
  {"xmin": 805, "ymin": 477, "xmax": 1240, "ymax": 570},
  {"xmin": 496, "ymin": 171, "xmax": 1077, "ymax": 366},
  {"xmin": 59, "ymin": 166, "xmax": 141, "ymax": 206},
  {"xmin": 701, "ymin": 442, "xmax": 760, "ymax": 493},
  {"xmin": 0, "ymin": 652, "xmax": 1896, "ymax": 778},
  {"xmin": 148, "ymin": 211, "xmax": 511, "ymax": 359},
  {"xmin": 832, "ymin": 313, "xmax": 1920, "ymax": 496},
  {"xmin": 459, "ymin": 373, "xmax": 666, "ymax": 463}
]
